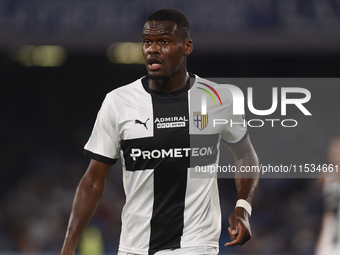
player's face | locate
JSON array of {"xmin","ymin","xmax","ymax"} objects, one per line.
[{"xmin": 142, "ymin": 21, "xmax": 192, "ymax": 80}]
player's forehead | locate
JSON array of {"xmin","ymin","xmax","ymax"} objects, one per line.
[{"xmin": 142, "ymin": 20, "xmax": 179, "ymax": 37}]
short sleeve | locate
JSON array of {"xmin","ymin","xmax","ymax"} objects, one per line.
[
  {"xmin": 84, "ymin": 95, "xmax": 120, "ymax": 165},
  {"xmin": 220, "ymin": 96, "xmax": 247, "ymax": 147}
]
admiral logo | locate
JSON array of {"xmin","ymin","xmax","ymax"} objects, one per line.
[
  {"xmin": 130, "ymin": 146, "xmax": 213, "ymax": 161},
  {"xmin": 154, "ymin": 116, "xmax": 188, "ymax": 129}
]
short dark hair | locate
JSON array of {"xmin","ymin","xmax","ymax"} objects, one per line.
[{"xmin": 144, "ymin": 8, "xmax": 190, "ymax": 39}]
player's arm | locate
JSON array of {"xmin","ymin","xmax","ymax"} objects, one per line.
[
  {"xmin": 224, "ymin": 134, "xmax": 259, "ymax": 247},
  {"xmin": 60, "ymin": 159, "xmax": 112, "ymax": 255}
]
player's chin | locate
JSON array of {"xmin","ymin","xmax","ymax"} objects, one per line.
[{"xmin": 147, "ymin": 71, "xmax": 165, "ymax": 80}]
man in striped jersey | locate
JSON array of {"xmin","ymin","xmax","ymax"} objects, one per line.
[{"xmin": 61, "ymin": 8, "xmax": 259, "ymax": 255}]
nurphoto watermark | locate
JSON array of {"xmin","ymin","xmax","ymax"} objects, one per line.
[{"xmin": 189, "ymin": 78, "xmax": 338, "ymax": 179}]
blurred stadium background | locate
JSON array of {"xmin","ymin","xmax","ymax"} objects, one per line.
[{"xmin": 1, "ymin": 0, "xmax": 340, "ymax": 254}]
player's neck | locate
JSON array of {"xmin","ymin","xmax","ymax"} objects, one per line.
[{"xmin": 148, "ymin": 70, "xmax": 189, "ymax": 93}]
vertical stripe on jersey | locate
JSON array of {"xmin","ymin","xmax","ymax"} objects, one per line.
[{"xmin": 148, "ymin": 95, "xmax": 190, "ymax": 255}]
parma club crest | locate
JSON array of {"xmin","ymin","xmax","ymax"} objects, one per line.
[{"xmin": 193, "ymin": 112, "xmax": 208, "ymax": 130}]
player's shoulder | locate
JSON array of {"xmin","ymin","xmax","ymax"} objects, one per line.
[
  {"xmin": 105, "ymin": 76, "xmax": 147, "ymax": 100},
  {"xmin": 192, "ymin": 74, "xmax": 233, "ymax": 103},
  {"xmin": 108, "ymin": 77, "xmax": 144, "ymax": 94}
]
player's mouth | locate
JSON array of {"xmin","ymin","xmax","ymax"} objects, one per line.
[{"xmin": 147, "ymin": 57, "xmax": 163, "ymax": 71}]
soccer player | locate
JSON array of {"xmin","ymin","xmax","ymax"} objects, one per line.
[
  {"xmin": 315, "ymin": 137, "xmax": 340, "ymax": 255},
  {"xmin": 60, "ymin": 8, "xmax": 259, "ymax": 255}
]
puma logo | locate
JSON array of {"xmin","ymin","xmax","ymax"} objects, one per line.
[{"xmin": 135, "ymin": 118, "xmax": 149, "ymax": 130}]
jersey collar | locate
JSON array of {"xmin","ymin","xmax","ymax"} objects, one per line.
[{"xmin": 141, "ymin": 73, "xmax": 196, "ymax": 98}]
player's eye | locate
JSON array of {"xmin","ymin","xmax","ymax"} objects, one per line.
[
  {"xmin": 162, "ymin": 40, "xmax": 169, "ymax": 44},
  {"xmin": 143, "ymin": 39, "xmax": 151, "ymax": 44}
]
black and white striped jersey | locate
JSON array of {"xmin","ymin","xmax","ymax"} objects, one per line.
[{"xmin": 84, "ymin": 74, "xmax": 247, "ymax": 255}]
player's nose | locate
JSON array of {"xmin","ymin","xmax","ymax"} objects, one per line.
[{"xmin": 149, "ymin": 42, "xmax": 160, "ymax": 54}]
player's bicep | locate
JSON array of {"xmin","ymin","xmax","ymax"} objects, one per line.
[
  {"xmin": 84, "ymin": 159, "xmax": 113, "ymax": 186},
  {"xmin": 227, "ymin": 134, "xmax": 253, "ymax": 160}
]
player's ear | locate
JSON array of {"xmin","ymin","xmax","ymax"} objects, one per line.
[{"xmin": 184, "ymin": 39, "xmax": 193, "ymax": 55}]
